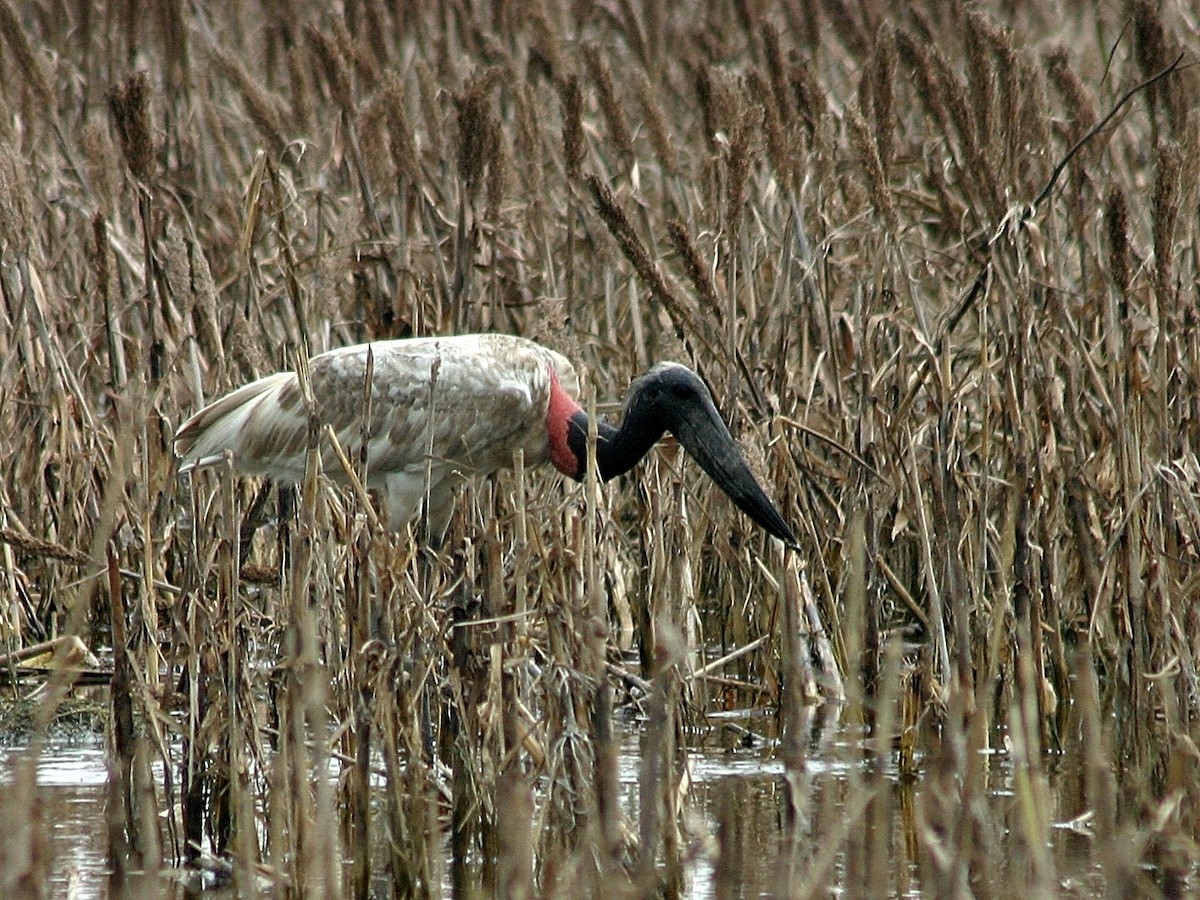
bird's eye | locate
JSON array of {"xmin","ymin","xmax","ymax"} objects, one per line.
[{"xmin": 671, "ymin": 383, "xmax": 690, "ymax": 398}]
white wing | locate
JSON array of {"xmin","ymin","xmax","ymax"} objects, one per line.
[{"xmin": 174, "ymin": 334, "xmax": 579, "ymax": 529}]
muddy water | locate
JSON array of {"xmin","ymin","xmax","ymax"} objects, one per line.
[
  {"xmin": 1, "ymin": 707, "xmax": 1094, "ymax": 897},
  {"xmin": 0, "ymin": 744, "xmax": 188, "ymax": 900},
  {"xmin": 13, "ymin": 746, "xmax": 110, "ymax": 899}
]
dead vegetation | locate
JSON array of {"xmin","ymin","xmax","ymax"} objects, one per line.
[{"xmin": 1, "ymin": 0, "xmax": 1199, "ymax": 896}]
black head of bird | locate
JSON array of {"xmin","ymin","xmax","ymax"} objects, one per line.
[{"xmin": 562, "ymin": 361, "xmax": 798, "ymax": 549}]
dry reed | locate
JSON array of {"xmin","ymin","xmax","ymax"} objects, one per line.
[{"xmin": 0, "ymin": 2, "xmax": 1197, "ymax": 897}]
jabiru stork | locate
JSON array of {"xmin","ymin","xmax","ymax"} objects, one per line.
[{"xmin": 174, "ymin": 333, "xmax": 797, "ymax": 548}]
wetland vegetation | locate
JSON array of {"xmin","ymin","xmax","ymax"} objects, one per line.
[{"xmin": 0, "ymin": 0, "xmax": 1199, "ymax": 896}]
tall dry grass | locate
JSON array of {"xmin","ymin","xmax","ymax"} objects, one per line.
[{"xmin": 0, "ymin": 0, "xmax": 1198, "ymax": 896}]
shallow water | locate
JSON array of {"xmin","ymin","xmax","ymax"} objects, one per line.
[
  {"xmin": 13, "ymin": 746, "xmax": 110, "ymax": 900},
  {"xmin": 0, "ymin": 705, "xmax": 1097, "ymax": 897},
  {"xmin": 0, "ymin": 744, "xmax": 192, "ymax": 900}
]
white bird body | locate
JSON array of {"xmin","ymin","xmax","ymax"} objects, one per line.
[
  {"xmin": 176, "ymin": 332, "xmax": 798, "ymax": 548},
  {"xmin": 175, "ymin": 334, "xmax": 580, "ymax": 534}
]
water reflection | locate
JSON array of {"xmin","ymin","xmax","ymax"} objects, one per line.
[
  {"xmin": 0, "ymin": 744, "xmax": 197, "ymax": 900},
  {"xmin": 0, "ymin": 744, "xmax": 109, "ymax": 900},
  {"xmin": 0, "ymin": 704, "xmax": 1100, "ymax": 897}
]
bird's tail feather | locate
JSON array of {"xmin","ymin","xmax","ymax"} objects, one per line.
[{"xmin": 174, "ymin": 372, "xmax": 293, "ymax": 464}]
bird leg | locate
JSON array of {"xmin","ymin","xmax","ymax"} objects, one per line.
[
  {"xmin": 274, "ymin": 483, "xmax": 298, "ymax": 580},
  {"xmin": 237, "ymin": 480, "xmax": 275, "ymax": 568}
]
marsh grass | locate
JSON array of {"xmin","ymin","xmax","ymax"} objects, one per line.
[{"xmin": 1, "ymin": 1, "xmax": 1199, "ymax": 896}]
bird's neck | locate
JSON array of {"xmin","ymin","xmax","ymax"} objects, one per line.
[
  {"xmin": 565, "ymin": 411, "xmax": 660, "ymax": 481},
  {"xmin": 545, "ymin": 368, "xmax": 663, "ymax": 481}
]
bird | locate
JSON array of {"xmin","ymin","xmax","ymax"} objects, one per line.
[{"xmin": 174, "ymin": 333, "xmax": 798, "ymax": 548}]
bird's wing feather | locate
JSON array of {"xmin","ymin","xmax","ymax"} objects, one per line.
[
  {"xmin": 174, "ymin": 335, "xmax": 572, "ymax": 498},
  {"xmin": 352, "ymin": 339, "xmax": 551, "ymax": 478},
  {"xmin": 174, "ymin": 371, "xmax": 296, "ymax": 468}
]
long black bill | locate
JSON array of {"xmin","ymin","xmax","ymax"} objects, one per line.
[{"xmin": 671, "ymin": 392, "xmax": 799, "ymax": 549}]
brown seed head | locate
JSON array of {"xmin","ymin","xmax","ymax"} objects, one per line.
[
  {"xmin": 667, "ymin": 219, "xmax": 720, "ymax": 310},
  {"xmin": 286, "ymin": 45, "xmax": 317, "ymax": 137},
  {"xmin": 961, "ymin": 12, "xmax": 997, "ymax": 154},
  {"xmin": 789, "ymin": 56, "xmax": 828, "ymax": 141},
  {"xmin": 1152, "ymin": 141, "xmax": 1181, "ymax": 305},
  {"xmin": 847, "ymin": 101, "xmax": 895, "ymax": 231},
  {"xmin": 635, "ymin": 71, "xmax": 677, "ymax": 176},
  {"xmin": 871, "ymin": 26, "xmax": 897, "ymax": 179},
  {"xmin": 759, "ymin": 22, "xmax": 791, "ymax": 125},
  {"xmin": 515, "ymin": 83, "xmax": 545, "ymax": 198},
  {"xmin": 1133, "ymin": 0, "xmax": 1170, "ymax": 80},
  {"xmin": 454, "ymin": 67, "xmax": 502, "ymax": 201},
  {"xmin": 588, "ymin": 175, "xmax": 717, "ymax": 361},
  {"xmin": 583, "ymin": 43, "xmax": 634, "ymax": 162},
  {"xmin": 209, "ymin": 45, "xmax": 287, "ymax": 156},
  {"xmin": 89, "ymin": 213, "xmax": 110, "ymax": 310},
  {"xmin": 1044, "ymin": 47, "xmax": 1099, "ymax": 150},
  {"xmin": 559, "ymin": 74, "xmax": 584, "ymax": 181},
  {"xmin": 304, "ymin": 24, "xmax": 354, "ymax": 112},
  {"xmin": 359, "ymin": 87, "xmax": 395, "ymax": 190},
  {"xmin": 1132, "ymin": 0, "xmax": 1185, "ymax": 132},
  {"xmin": 746, "ymin": 69, "xmax": 785, "ymax": 182},
  {"xmin": 0, "ymin": 0, "xmax": 53, "ymax": 112},
  {"xmin": 486, "ymin": 124, "xmax": 508, "ymax": 224},
  {"xmin": 107, "ymin": 71, "xmax": 155, "ymax": 183},
  {"xmin": 80, "ymin": 120, "xmax": 119, "ymax": 219},
  {"xmin": 528, "ymin": 4, "xmax": 564, "ymax": 84},
  {"xmin": 382, "ymin": 72, "xmax": 419, "ymax": 184},
  {"xmin": 1105, "ymin": 188, "xmax": 1131, "ymax": 296},
  {"xmin": 895, "ymin": 30, "xmax": 948, "ymax": 137},
  {"xmin": 726, "ymin": 100, "xmax": 758, "ymax": 235}
]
